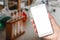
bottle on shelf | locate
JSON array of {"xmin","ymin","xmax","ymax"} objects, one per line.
[
  {"xmin": 16, "ymin": 11, "xmax": 21, "ymax": 34},
  {"xmin": 18, "ymin": 10, "xmax": 23, "ymax": 33},
  {"xmin": 11, "ymin": 12, "xmax": 15, "ymax": 38},
  {"xmin": 23, "ymin": 9, "xmax": 27, "ymax": 31},
  {"xmin": 14, "ymin": 11, "xmax": 18, "ymax": 36}
]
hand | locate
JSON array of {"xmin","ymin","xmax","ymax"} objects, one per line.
[{"xmin": 31, "ymin": 13, "xmax": 60, "ymax": 40}]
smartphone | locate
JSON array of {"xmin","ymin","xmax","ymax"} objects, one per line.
[{"xmin": 30, "ymin": 4, "xmax": 53, "ymax": 37}]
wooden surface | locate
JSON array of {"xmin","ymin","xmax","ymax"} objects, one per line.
[
  {"xmin": 27, "ymin": 0, "xmax": 32, "ymax": 5},
  {"xmin": 8, "ymin": 1, "xmax": 17, "ymax": 8},
  {"xmin": 0, "ymin": 5, "xmax": 4, "ymax": 10},
  {"xmin": 17, "ymin": 0, "xmax": 21, "ymax": 11},
  {"xmin": 9, "ymin": 0, "xmax": 17, "ymax": 2}
]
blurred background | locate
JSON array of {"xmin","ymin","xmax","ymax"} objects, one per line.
[{"xmin": 0, "ymin": 0, "xmax": 60, "ymax": 40}]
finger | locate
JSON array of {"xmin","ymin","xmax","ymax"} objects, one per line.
[
  {"xmin": 31, "ymin": 19, "xmax": 35, "ymax": 24},
  {"xmin": 33, "ymin": 24, "xmax": 38, "ymax": 33},
  {"xmin": 30, "ymin": 19, "xmax": 38, "ymax": 34},
  {"xmin": 43, "ymin": 14, "xmax": 59, "ymax": 39},
  {"xmin": 33, "ymin": 24, "xmax": 38, "ymax": 35},
  {"xmin": 48, "ymin": 13, "xmax": 56, "ymax": 25},
  {"xmin": 33, "ymin": 23, "xmax": 37, "ymax": 32}
]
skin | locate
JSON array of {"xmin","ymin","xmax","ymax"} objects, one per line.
[{"xmin": 31, "ymin": 13, "xmax": 60, "ymax": 40}]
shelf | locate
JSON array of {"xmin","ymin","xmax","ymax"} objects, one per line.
[
  {"xmin": 7, "ymin": 16, "xmax": 24, "ymax": 23},
  {"xmin": 6, "ymin": 16, "xmax": 25, "ymax": 40}
]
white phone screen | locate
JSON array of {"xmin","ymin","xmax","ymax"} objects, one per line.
[{"xmin": 30, "ymin": 4, "xmax": 53, "ymax": 37}]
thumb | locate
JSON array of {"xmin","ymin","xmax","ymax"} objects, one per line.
[
  {"xmin": 48, "ymin": 13, "xmax": 59, "ymax": 30},
  {"xmin": 42, "ymin": 14, "xmax": 60, "ymax": 39}
]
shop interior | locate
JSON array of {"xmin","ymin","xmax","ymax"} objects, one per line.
[{"xmin": 0, "ymin": 0, "xmax": 60, "ymax": 40}]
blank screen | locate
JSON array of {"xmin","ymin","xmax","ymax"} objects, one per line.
[{"xmin": 30, "ymin": 4, "xmax": 53, "ymax": 37}]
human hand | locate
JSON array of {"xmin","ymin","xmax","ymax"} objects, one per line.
[{"xmin": 31, "ymin": 13, "xmax": 60, "ymax": 40}]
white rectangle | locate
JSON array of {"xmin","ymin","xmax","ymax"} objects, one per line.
[{"xmin": 30, "ymin": 4, "xmax": 53, "ymax": 37}]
